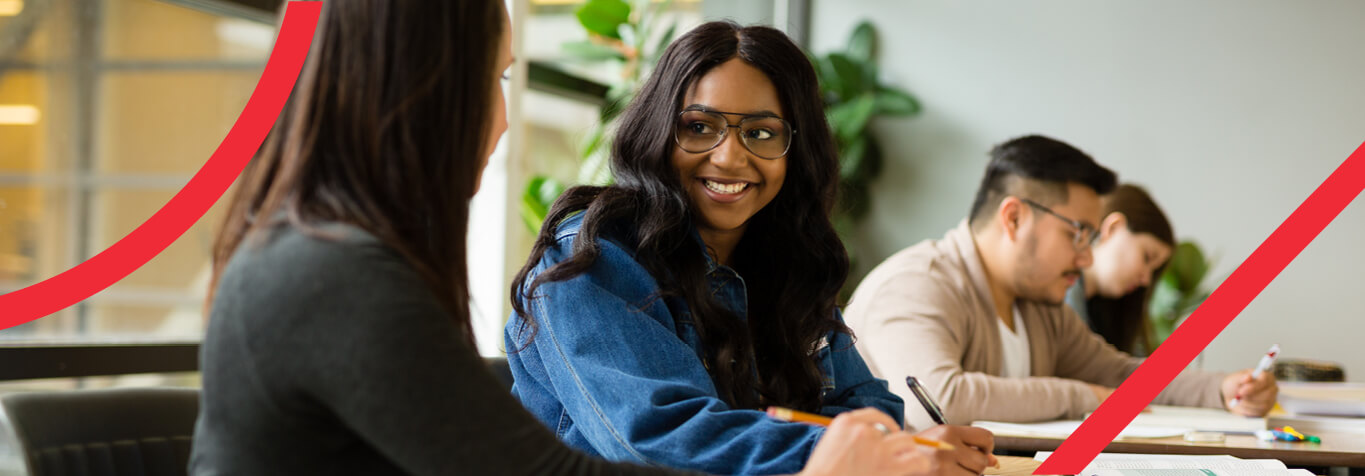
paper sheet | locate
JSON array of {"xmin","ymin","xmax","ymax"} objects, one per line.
[{"xmin": 1034, "ymin": 452, "xmax": 1311, "ymax": 476}]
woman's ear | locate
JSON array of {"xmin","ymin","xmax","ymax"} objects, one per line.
[{"xmin": 1100, "ymin": 211, "xmax": 1127, "ymax": 241}]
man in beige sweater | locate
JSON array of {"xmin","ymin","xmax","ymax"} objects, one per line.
[{"xmin": 844, "ymin": 135, "xmax": 1277, "ymax": 428}]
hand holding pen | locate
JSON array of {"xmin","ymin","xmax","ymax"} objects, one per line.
[
  {"xmin": 906, "ymin": 376, "xmax": 999, "ymax": 473},
  {"xmin": 1224, "ymin": 344, "xmax": 1281, "ymax": 416}
]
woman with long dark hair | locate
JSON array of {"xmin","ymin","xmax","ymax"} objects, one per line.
[
  {"xmin": 191, "ymin": 2, "xmax": 923, "ymax": 475},
  {"xmin": 507, "ymin": 21, "xmax": 994, "ymax": 476},
  {"xmin": 1065, "ymin": 183, "xmax": 1175, "ymax": 355}
]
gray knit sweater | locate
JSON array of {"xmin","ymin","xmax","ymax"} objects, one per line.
[{"xmin": 190, "ymin": 221, "xmax": 697, "ymax": 476}]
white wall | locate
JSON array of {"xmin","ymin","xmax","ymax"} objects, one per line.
[{"xmin": 810, "ymin": 1, "xmax": 1365, "ymax": 378}]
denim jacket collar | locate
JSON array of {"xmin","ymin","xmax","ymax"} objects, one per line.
[
  {"xmin": 689, "ymin": 225, "xmax": 722, "ymax": 274},
  {"xmin": 557, "ymin": 210, "xmax": 735, "ymax": 290}
]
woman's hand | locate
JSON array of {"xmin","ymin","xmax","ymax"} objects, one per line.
[
  {"xmin": 798, "ymin": 410, "xmax": 1001, "ymax": 476},
  {"xmin": 1222, "ymin": 369, "xmax": 1278, "ymax": 416},
  {"xmin": 798, "ymin": 408, "xmax": 932, "ymax": 476},
  {"xmin": 914, "ymin": 424, "xmax": 998, "ymax": 475}
]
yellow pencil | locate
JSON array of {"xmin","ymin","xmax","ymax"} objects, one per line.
[{"xmin": 765, "ymin": 406, "xmax": 956, "ymax": 450}]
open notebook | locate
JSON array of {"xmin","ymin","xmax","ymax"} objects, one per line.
[{"xmin": 1034, "ymin": 452, "xmax": 1314, "ymax": 476}]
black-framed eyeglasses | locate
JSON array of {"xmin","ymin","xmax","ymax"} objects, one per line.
[
  {"xmin": 1018, "ymin": 197, "xmax": 1099, "ymax": 251},
  {"xmin": 674, "ymin": 107, "xmax": 796, "ymax": 160}
]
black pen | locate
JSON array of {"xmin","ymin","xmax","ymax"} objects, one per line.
[
  {"xmin": 905, "ymin": 376, "xmax": 947, "ymax": 426},
  {"xmin": 906, "ymin": 376, "xmax": 1002, "ymax": 469}
]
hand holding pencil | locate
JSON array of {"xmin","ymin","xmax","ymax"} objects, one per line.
[
  {"xmin": 770, "ymin": 406, "xmax": 998, "ymax": 475},
  {"xmin": 793, "ymin": 408, "xmax": 934, "ymax": 476}
]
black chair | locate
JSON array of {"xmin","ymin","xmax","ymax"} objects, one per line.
[
  {"xmin": 484, "ymin": 356, "xmax": 514, "ymax": 391},
  {"xmin": 0, "ymin": 387, "xmax": 199, "ymax": 476}
]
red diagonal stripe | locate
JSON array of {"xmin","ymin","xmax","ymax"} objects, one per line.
[
  {"xmin": 0, "ymin": 2, "xmax": 320, "ymax": 328},
  {"xmin": 1037, "ymin": 142, "xmax": 1365, "ymax": 474}
]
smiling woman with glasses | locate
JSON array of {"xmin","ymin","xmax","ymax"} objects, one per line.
[{"xmin": 504, "ymin": 20, "xmax": 995, "ymax": 476}]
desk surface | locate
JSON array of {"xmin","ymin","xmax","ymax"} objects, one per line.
[
  {"xmin": 987, "ymin": 456, "xmax": 1043, "ymax": 476},
  {"xmin": 993, "ymin": 430, "xmax": 1365, "ymax": 468}
]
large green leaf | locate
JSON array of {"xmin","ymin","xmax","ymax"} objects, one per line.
[
  {"xmin": 827, "ymin": 94, "xmax": 877, "ymax": 144},
  {"xmin": 562, "ymin": 40, "xmax": 626, "ymax": 62},
  {"xmin": 875, "ymin": 86, "xmax": 921, "ymax": 116},
  {"xmin": 1148, "ymin": 276, "xmax": 1181, "ymax": 321},
  {"xmin": 846, "ymin": 21, "xmax": 876, "ymax": 63},
  {"xmin": 600, "ymin": 83, "xmax": 634, "ymax": 123},
  {"xmin": 1177, "ymin": 291, "xmax": 1211, "ymax": 316},
  {"xmin": 536, "ymin": 177, "xmax": 566, "ymax": 207},
  {"xmin": 838, "ymin": 136, "xmax": 869, "ymax": 181},
  {"xmin": 521, "ymin": 176, "xmax": 566, "ymax": 233},
  {"xmin": 578, "ymin": 145, "xmax": 614, "ymax": 185},
  {"xmin": 1168, "ymin": 241, "xmax": 1209, "ymax": 293},
  {"xmin": 576, "ymin": 0, "xmax": 631, "ymax": 39},
  {"xmin": 814, "ymin": 55, "xmax": 844, "ymax": 102},
  {"xmin": 828, "ymin": 53, "xmax": 869, "ymax": 98},
  {"xmin": 861, "ymin": 60, "xmax": 880, "ymax": 97},
  {"xmin": 1145, "ymin": 240, "xmax": 1217, "ymax": 349}
]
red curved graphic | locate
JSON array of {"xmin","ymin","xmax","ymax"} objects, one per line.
[
  {"xmin": 1037, "ymin": 143, "xmax": 1365, "ymax": 474},
  {"xmin": 0, "ymin": 2, "xmax": 320, "ymax": 329}
]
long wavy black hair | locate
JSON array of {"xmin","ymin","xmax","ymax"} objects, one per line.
[{"xmin": 510, "ymin": 21, "xmax": 848, "ymax": 412}]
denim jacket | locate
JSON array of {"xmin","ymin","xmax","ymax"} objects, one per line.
[{"xmin": 505, "ymin": 213, "xmax": 903, "ymax": 475}]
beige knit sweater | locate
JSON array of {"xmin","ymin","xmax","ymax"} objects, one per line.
[{"xmin": 844, "ymin": 220, "xmax": 1225, "ymax": 429}]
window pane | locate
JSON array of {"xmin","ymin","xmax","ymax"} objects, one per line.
[
  {"xmin": 3, "ymin": 0, "xmax": 70, "ymax": 64},
  {"xmin": 0, "ymin": 0, "xmax": 269, "ymax": 348},
  {"xmin": 97, "ymin": 70, "xmax": 259, "ymax": 174},
  {"xmin": 103, "ymin": 0, "xmax": 272, "ymax": 61},
  {"xmin": 0, "ymin": 185, "xmax": 73, "ymax": 283},
  {"xmin": 89, "ymin": 187, "xmax": 224, "ymax": 290},
  {"xmin": 85, "ymin": 302, "xmax": 199, "ymax": 337},
  {"xmin": 0, "ymin": 184, "xmax": 77, "ymax": 339},
  {"xmin": 0, "ymin": 72, "xmax": 57, "ymax": 173}
]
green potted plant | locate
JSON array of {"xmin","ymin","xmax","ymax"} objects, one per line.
[
  {"xmin": 520, "ymin": 0, "xmax": 677, "ymax": 232},
  {"xmin": 810, "ymin": 21, "xmax": 920, "ymax": 241},
  {"xmin": 1146, "ymin": 240, "xmax": 1217, "ymax": 353}
]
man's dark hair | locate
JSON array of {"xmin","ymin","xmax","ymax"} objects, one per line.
[{"xmin": 968, "ymin": 134, "xmax": 1118, "ymax": 229}]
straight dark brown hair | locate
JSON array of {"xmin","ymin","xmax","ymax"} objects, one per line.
[
  {"xmin": 208, "ymin": 0, "xmax": 504, "ymax": 345},
  {"xmin": 1086, "ymin": 183, "xmax": 1175, "ymax": 353}
]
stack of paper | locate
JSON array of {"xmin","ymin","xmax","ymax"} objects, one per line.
[
  {"xmin": 1115, "ymin": 405, "xmax": 1267, "ymax": 434},
  {"xmin": 1034, "ymin": 452, "xmax": 1314, "ymax": 476},
  {"xmin": 1270, "ymin": 382, "xmax": 1365, "ymax": 435},
  {"xmin": 973, "ymin": 405, "xmax": 1265, "ymax": 439},
  {"xmin": 973, "ymin": 420, "xmax": 1187, "ymax": 439},
  {"xmin": 1277, "ymin": 382, "xmax": 1365, "ymax": 418}
]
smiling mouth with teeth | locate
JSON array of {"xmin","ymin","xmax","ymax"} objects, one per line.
[{"xmin": 703, "ymin": 179, "xmax": 750, "ymax": 194}]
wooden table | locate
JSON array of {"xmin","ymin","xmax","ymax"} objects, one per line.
[
  {"xmin": 993, "ymin": 430, "xmax": 1365, "ymax": 468},
  {"xmin": 987, "ymin": 455, "xmax": 1043, "ymax": 476}
]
